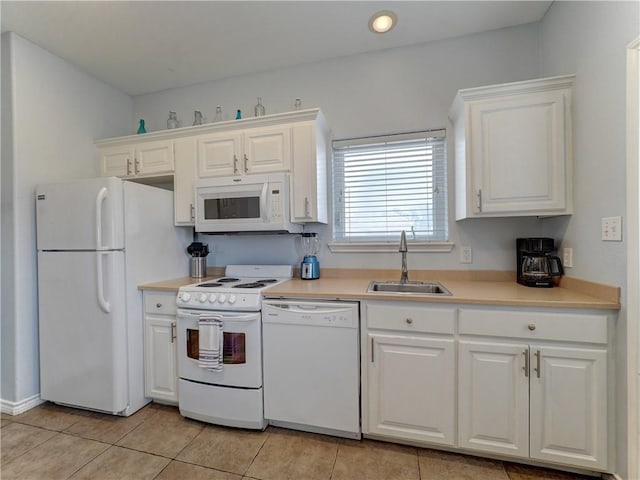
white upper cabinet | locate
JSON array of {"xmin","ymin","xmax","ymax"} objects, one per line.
[
  {"xmin": 96, "ymin": 109, "xmax": 331, "ymax": 226},
  {"xmin": 198, "ymin": 125, "xmax": 290, "ymax": 178},
  {"xmin": 450, "ymin": 75, "xmax": 574, "ymax": 220},
  {"xmin": 291, "ymin": 117, "xmax": 330, "ymax": 224},
  {"xmin": 98, "ymin": 139, "xmax": 174, "ymax": 179}
]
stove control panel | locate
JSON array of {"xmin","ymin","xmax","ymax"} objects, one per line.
[{"xmin": 176, "ymin": 291, "xmax": 260, "ymax": 311}]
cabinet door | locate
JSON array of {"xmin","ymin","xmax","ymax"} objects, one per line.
[
  {"xmin": 135, "ymin": 140, "xmax": 174, "ymax": 176},
  {"xmin": 99, "ymin": 145, "xmax": 134, "ymax": 177},
  {"xmin": 458, "ymin": 340, "xmax": 529, "ymax": 457},
  {"xmin": 469, "ymin": 89, "xmax": 569, "ymax": 215},
  {"xmin": 174, "ymin": 137, "xmax": 197, "ymax": 226},
  {"xmin": 367, "ymin": 333, "xmax": 455, "ymax": 445},
  {"xmin": 291, "ymin": 122, "xmax": 328, "ymax": 223},
  {"xmin": 243, "ymin": 126, "xmax": 290, "ymax": 174},
  {"xmin": 198, "ymin": 132, "xmax": 242, "ymax": 177},
  {"xmin": 529, "ymin": 346, "xmax": 607, "ymax": 470},
  {"xmin": 144, "ymin": 315, "xmax": 178, "ymax": 403}
]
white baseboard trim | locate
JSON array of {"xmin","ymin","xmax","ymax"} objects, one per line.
[{"xmin": 1, "ymin": 394, "xmax": 45, "ymax": 415}]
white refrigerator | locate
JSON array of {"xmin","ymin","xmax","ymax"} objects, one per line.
[{"xmin": 36, "ymin": 177, "xmax": 190, "ymax": 416}]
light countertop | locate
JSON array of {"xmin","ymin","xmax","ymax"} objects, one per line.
[{"xmin": 139, "ymin": 268, "xmax": 620, "ymax": 310}]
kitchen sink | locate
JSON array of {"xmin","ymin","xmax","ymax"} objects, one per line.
[{"xmin": 367, "ymin": 281, "xmax": 452, "ymax": 295}]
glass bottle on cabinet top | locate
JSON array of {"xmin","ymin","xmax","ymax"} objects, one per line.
[
  {"xmin": 193, "ymin": 110, "xmax": 203, "ymax": 126},
  {"xmin": 137, "ymin": 119, "xmax": 146, "ymax": 134},
  {"xmin": 294, "ymin": 98, "xmax": 302, "ymax": 110},
  {"xmin": 254, "ymin": 97, "xmax": 265, "ymax": 117},
  {"xmin": 236, "ymin": 109, "xmax": 242, "ymax": 120},
  {"xmin": 167, "ymin": 111, "xmax": 178, "ymax": 129},
  {"xmin": 213, "ymin": 106, "xmax": 224, "ymax": 122}
]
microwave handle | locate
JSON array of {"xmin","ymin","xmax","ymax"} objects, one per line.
[{"xmin": 260, "ymin": 182, "xmax": 269, "ymax": 221}]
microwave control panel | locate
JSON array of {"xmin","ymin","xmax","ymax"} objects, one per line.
[{"xmin": 269, "ymin": 185, "xmax": 282, "ymax": 220}]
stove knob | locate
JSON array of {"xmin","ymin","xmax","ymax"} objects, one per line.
[
  {"xmin": 180, "ymin": 292, "xmax": 191, "ymax": 302},
  {"xmin": 208, "ymin": 294, "xmax": 217, "ymax": 303},
  {"xmin": 228, "ymin": 294, "xmax": 237, "ymax": 304},
  {"xmin": 218, "ymin": 293, "xmax": 227, "ymax": 303},
  {"xmin": 198, "ymin": 293, "xmax": 207, "ymax": 303}
]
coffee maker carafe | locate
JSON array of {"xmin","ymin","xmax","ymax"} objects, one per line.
[
  {"xmin": 517, "ymin": 238, "xmax": 564, "ymax": 288},
  {"xmin": 300, "ymin": 233, "xmax": 320, "ymax": 280}
]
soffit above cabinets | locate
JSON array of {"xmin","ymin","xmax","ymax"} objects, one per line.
[{"xmin": 1, "ymin": 1, "xmax": 551, "ymax": 96}]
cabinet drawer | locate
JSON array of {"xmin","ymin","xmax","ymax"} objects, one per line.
[
  {"xmin": 459, "ymin": 308, "xmax": 607, "ymax": 344},
  {"xmin": 365, "ymin": 302, "xmax": 455, "ymax": 334},
  {"xmin": 144, "ymin": 292, "xmax": 177, "ymax": 315}
]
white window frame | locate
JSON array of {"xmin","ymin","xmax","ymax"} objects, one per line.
[{"xmin": 329, "ymin": 129, "xmax": 452, "ymax": 253}]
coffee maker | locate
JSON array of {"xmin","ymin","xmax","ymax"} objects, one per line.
[{"xmin": 516, "ymin": 238, "xmax": 564, "ymax": 288}]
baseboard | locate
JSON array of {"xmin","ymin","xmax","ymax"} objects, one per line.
[{"xmin": 1, "ymin": 394, "xmax": 45, "ymax": 415}]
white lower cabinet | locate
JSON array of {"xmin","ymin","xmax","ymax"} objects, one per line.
[
  {"xmin": 362, "ymin": 301, "xmax": 456, "ymax": 446},
  {"xmin": 143, "ymin": 291, "xmax": 178, "ymax": 404},
  {"xmin": 458, "ymin": 308, "xmax": 609, "ymax": 471},
  {"xmin": 362, "ymin": 301, "xmax": 612, "ymax": 473}
]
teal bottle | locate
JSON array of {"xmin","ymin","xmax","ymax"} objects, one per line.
[
  {"xmin": 137, "ymin": 119, "xmax": 146, "ymax": 134},
  {"xmin": 235, "ymin": 109, "xmax": 242, "ymax": 120}
]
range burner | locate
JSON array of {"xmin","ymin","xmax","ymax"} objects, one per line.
[
  {"xmin": 234, "ymin": 282, "xmax": 266, "ymax": 289},
  {"xmin": 217, "ymin": 277, "xmax": 240, "ymax": 283},
  {"xmin": 196, "ymin": 282, "xmax": 223, "ymax": 288},
  {"xmin": 256, "ymin": 279, "xmax": 278, "ymax": 284}
]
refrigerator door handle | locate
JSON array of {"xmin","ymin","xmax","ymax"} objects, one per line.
[
  {"xmin": 96, "ymin": 252, "xmax": 111, "ymax": 313},
  {"xmin": 95, "ymin": 187, "xmax": 108, "ymax": 250}
]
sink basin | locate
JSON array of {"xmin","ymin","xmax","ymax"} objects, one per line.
[{"xmin": 367, "ymin": 281, "xmax": 452, "ymax": 295}]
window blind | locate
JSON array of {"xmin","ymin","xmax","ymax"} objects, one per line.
[{"xmin": 332, "ymin": 130, "xmax": 448, "ymax": 242}]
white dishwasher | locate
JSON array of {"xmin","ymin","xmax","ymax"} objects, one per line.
[{"xmin": 262, "ymin": 299, "xmax": 360, "ymax": 439}]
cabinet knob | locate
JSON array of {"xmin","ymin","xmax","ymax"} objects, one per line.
[
  {"xmin": 527, "ymin": 323, "xmax": 536, "ymax": 331},
  {"xmin": 405, "ymin": 318, "xmax": 413, "ymax": 324},
  {"xmin": 156, "ymin": 303, "xmax": 162, "ymax": 308}
]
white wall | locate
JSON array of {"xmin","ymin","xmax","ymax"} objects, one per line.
[
  {"xmin": 539, "ymin": 3, "xmax": 640, "ymax": 479},
  {"xmin": 0, "ymin": 33, "xmax": 132, "ymax": 409},
  {"xmin": 133, "ymin": 24, "xmax": 544, "ymax": 271}
]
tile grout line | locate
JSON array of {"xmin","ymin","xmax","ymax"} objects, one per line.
[
  {"xmin": 242, "ymin": 428, "xmax": 271, "ymax": 477},
  {"xmin": 327, "ymin": 438, "xmax": 341, "ymax": 480}
]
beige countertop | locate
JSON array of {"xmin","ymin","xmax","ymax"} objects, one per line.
[{"xmin": 139, "ymin": 268, "xmax": 620, "ymax": 310}]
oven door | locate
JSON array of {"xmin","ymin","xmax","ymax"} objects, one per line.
[{"xmin": 177, "ymin": 309, "xmax": 262, "ymax": 388}]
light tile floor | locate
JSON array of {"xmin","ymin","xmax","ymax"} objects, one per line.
[{"xmin": 1, "ymin": 403, "xmax": 600, "ymax": 480}]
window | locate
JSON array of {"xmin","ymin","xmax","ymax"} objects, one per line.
[{"xmin": 331, "ymin": 130, "xmax": 448, "ymax": 249}]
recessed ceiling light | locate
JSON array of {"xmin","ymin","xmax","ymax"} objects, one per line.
[{"xmin": 369, "ymin": 10, "xmax": 397, "ymax": 34}]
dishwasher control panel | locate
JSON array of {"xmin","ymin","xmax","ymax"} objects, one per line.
[{"xmin": 262, "ymin": 300, "xmax": 359, "ymax": 329}]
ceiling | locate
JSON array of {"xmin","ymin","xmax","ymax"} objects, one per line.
[{"xmin": 1, "ymin": 1, "xmax": 552, "ymax": 96}]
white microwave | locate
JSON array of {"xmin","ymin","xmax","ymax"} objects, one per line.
[{"xmin": 195, "ymin": 173, "xmax": 303, "ymax": 233}]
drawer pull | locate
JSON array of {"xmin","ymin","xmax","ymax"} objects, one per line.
[
  {"xmin": 405, "ymin": 318, "xmax": 413, "ymax": 324},
  {"xmin": 156, "ymin": 303, "xmax": 162, "ymax": 308},
  {"xmin": 527, "ymin": 324, "xmax": 536, "ymax": 331}
]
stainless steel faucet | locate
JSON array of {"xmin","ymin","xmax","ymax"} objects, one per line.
[{"xmin": 399, "ymin": 230, "xmax": 409, "ymax": 283}]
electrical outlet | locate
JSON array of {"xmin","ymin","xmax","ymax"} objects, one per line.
[
  {"xmin": 602, "ymin": 216, "xmax": 622, "ymax": 241},
  {"xmin": 563, "ymin": 247, "xmax": 573, "ymax": 268},
  {"xmin": 460, "ymin": 246, "xmax": 473, "ymax": 264}
]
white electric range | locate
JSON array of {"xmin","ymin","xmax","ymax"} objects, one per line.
[{"xmin": 175, "ymin": 264, "xmax": 292, "ymax": 429}]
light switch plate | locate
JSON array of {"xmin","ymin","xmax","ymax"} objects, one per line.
[{"xmin": 601, "ymin": 216, "xmax": 622, "ymax": 241}]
